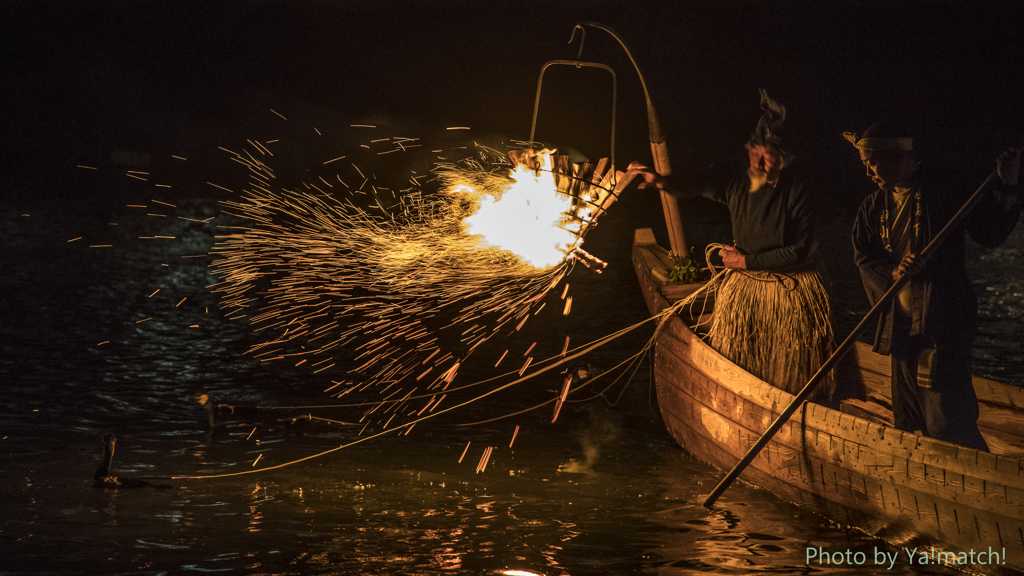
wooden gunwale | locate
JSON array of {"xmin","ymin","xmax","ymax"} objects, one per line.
[{"xmin": 632, "ymin": 228, "xmax": 1024, "ymax": 573}]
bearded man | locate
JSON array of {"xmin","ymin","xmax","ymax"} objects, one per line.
[
  {"xmin": 846, "ymin": 122, "xmax": 1021, "ymax": 450},
  {"xmin": 631, "ymin": 90, "xmax": 834, "ymax": 401}
]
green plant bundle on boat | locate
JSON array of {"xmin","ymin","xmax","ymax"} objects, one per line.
[{"xmin": 668, "ymin": 251, "xmax": 703, "ymax": 284}]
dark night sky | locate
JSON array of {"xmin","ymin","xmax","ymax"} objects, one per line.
[{"xmin": 3, "ymin": 0, "xmax": 1023, "ymax": 212}]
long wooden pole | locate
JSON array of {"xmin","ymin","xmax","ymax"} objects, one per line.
[
  {"xmin": 578, "ymin": 22, "xmax": 689, "ymax": 257},
  {"xmin": 652, "ymin": 143, "xmax": 688, "ymax": 257},
  {"xmin": 702, "ymin": 164, "xmax": 1009, "ymax": 509}
]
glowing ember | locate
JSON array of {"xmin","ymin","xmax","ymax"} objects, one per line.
[{"xmin": 461, "ymin": 150, "xmax": 579, "ymax": 268}]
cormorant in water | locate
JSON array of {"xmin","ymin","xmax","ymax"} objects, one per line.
[
  {"xmin": 194, "ymin": 392, "xmax": 254, "ymax": 430},
  {"xmin": 93, "ymin": 433, "xmax": 161, "ymax": 489},
  {"xmin": 194, "ymin": 393, "xmax": 317, "ymax": 432}
]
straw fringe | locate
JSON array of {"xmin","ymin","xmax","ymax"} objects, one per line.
[{"xmin": 702, "ymin": 254, "xmax": 836, "ymax": 401}]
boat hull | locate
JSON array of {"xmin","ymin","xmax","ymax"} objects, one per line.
[{"xmin": 632, "ymin": 228, "xmax": 1024, "ymax": 574}]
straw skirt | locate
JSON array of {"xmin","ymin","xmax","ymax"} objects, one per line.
[{"xmin": 707, "ymin": 263, "xmax": 835, "ymax": 401}]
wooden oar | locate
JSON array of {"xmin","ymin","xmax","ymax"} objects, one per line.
[{"xmin": 702, "ymin": 158, "xmax": 1016, "ymax": 509}]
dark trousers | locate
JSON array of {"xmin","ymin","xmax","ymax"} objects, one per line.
[{"xmin": 890, "ymin": 317, "xmax": 989, "ymax": 451}]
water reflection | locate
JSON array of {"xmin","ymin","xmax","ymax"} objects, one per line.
[
  {"xmin": 2, "ymin": 195, "xmax": 1019, "ymax": 574},
  {"xmin": 644, "ymin": 451, "xmax": 964, "ymax": 575},
  {"xmin": 967, "ymin": 225, "xmax": 1024, "ymax": 386}
]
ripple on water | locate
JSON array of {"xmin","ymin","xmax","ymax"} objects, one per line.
[{"xmin": 1, "ymin": 196, "xmax": 1017, "ymax": 575}]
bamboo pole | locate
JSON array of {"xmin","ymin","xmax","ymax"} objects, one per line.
[
  {"xmin": 703, "ymin": 162, "xmax": 1011, "ymax": 509},
  {"xmin": 653, "ymin": 142, "xmax": 687, "ymax": 257},
  {"xmin": 577, "ymin": 22, "xmax": 689, "ymax": 257}
]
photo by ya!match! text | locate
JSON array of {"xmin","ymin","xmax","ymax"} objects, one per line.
[{"xmin": 806, "ymin": 546, "xmax": 1009, "ymax": 569}]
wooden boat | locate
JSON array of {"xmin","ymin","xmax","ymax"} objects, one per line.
[{"xmin": 632, "ymin": 227, "xmax": 1024, "ymax": 574}]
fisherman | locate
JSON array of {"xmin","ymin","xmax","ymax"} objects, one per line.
[
  {"xmin": 630, "ymin": 90, "xmax": 835, "ymax": 400},
  {"xmin": 845, "ymin": 122, "xmax": 1020, "ymax": 451}
]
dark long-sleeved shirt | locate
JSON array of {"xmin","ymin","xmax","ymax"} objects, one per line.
[
  {"xmin": 851, "ymin": 166, "xmax": 1021, "ymax": 354},
  {"xmin": 676, "ymin": 168, "xmax": 815, "ymax": 271}
]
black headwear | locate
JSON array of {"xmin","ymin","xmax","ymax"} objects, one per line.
[{"xmin": 748, "ymin": 88, "xmax": 787, "ymax": 156}]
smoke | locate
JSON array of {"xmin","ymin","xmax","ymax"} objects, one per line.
[{"xmin": 559, "ymin": 389, "xmax": 619, "ymax": 474}]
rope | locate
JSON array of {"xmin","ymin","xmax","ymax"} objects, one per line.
[
  {"xmin": 704, "ymin": 242, "xmax": 799, "ymax": 291},
  {"xmin": 454, "ymin": 345, "xmax": 651, "ymax": 426},
  {"xmin": 150, "ymin": 304, "xmax": 676, "ymax": 481}
]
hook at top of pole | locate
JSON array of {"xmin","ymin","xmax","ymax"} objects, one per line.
[
  {"xmin": 573, "ymin": 21, "xmax": 665, "ymax": 146},
  {"xmin": 571, "ymin": 21, "xmax": 685, "ymax": 256},
  {"xmin": 567, "ymin": 24, "xmax": 586, "ymax": 62}
]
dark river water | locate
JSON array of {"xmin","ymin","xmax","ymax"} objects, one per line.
[
  {"xmin": 4, "ymin": 1, "xmax": 1024, "ymax": 573},
  {"xmin": 2, "ymin": 140, "xmax": 1020, "ymax": 576}
]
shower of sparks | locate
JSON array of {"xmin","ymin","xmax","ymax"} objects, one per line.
[
  {"xmin": 205, "ymin": 141, "xmax": 624, "ymax": 430},
  {"xmin": 475, "ymin": 446, "xmax": 494, "ymax": 473},
  {"xmin": 552, "ymin": 373, "xmax": 573, "ymax": 423}
]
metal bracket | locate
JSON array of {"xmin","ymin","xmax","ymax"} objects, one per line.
[{"xmin": 527, "ymin": 53, "xmax": 617, "ymax": 170}]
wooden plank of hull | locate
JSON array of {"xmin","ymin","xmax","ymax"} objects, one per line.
[
  {"xmin": 638, "ymin": 248, "xmax": 1023, "ymax": 485},
  {"xmin": 634, "ymin": 226, "xmax": 1024, "ymax": 432},
  {"xmin": 634, "ymin": 232, "xmax": 1024, "ymax": 476},
  {"xmin": 658, "ymin": 334, "xmax": 1024, "ymax": 505},
  {"xmin": 632, "ymin": 229, "xmax": 1024, "ymax": 573},
  {"xmin": 656, "ymin": 353, "xmax": 1024, "ymax": 517},
  {"xmin": 848, "ymin": 344, "xmax": 1024, "ymax": 411},
  {"xmin": 654, "ymin": 339, "xmax": 1024, "ymax": 572},
  {"xmin": 655, "ymin": 329, "xmax": 1024, "ymax": 516},
  {"xmin": 660, "ymin": 386, "xmax": 1024, "ymax": 559},
  {"xmin": 849, "ymin": 344, "xmax": 1024, "ymax": 445}
]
